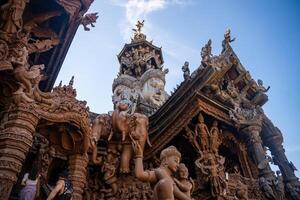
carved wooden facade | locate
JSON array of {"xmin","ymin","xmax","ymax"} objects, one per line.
[{"xmin": 0, "ymin": 1, "xmax": 299, "ymax": 200}]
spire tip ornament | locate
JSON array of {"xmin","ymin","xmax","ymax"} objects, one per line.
[{"xmin": 131, "ymin": 20, "xmax": 146, "ymax": 43}]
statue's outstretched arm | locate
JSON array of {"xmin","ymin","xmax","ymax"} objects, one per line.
[{"xmin": 133, "ymin": 141, "xmax": 157, "ymax": 183}]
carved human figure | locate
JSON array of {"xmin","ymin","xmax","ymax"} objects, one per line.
[
  {"xmin": 259, "ymin": 177, "xmax": 276, "ymax": 200},
  {"xmin": 174, "ymin": 163, "xmax": 194, "ymax": 198},
  {"xmin": 133, "ymin": 145, "xmax": 192, "ymax": 200},
  {"xmin": 102, "ymin": 151, "xmax": 119, "ymax": 197},
  {"xmin": 194, "ymin": 113, "xmax": 209, "ymax": 151},
  {"xmin": 184, "ymin": 126, "xmax": 201, "ymax": 153},
  {"xmin": 209, "ymin": 120, "xmax": 221, "ymax": 153},
  {"xmin": 201, "ymin": 39, "xmax": 212, "ymax": 66},
  {"xmin": 0, "ymin": 0, "xmax": 28, "ymax": 34},
  {"xmin": 222, "ymin": 29, "xmax": 235, "ymax": 53},
  {"xmin": 182, "ymin": 61, "xmax": 190, "ymax": 80},
  {"xmin": 257, "ymin": 79, "xmax": 270, "ymax": 93}
]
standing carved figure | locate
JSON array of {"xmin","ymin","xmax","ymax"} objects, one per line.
[
  {"xmin": 133, "ymin": 145, "xmax": 192, "ymax": 200},
  {"xmin": 195, "ymin": 113, "xmax": 210, "ymax": 151},
  {"xmin": 222, "ymin": 29, "xmax": 235, "ymax": 53},
  {"xmin": 201, "ymin": 39, "xmax": 212, "ymax": 67},
  {"xmin": 182, "ymin": 61, "xmax": 190, "ymax": 80},
  {"xmin": 209, "ymin": 120, "xmax": 221, "ymax": 153},
  {"xmin": 0, "ymin": 0, "xmax": 28, "ymax": 35}
]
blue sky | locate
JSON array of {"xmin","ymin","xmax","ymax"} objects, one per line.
[{"xmin": 56, "ymin": 0, "xmax": 300, "ymax": 176}]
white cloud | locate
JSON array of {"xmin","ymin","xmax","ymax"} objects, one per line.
[{"xmin": 111, "ymin": 0, "xmax": 192, "ymax": 41}]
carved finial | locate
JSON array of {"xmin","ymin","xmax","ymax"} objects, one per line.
[
  {"xmin": 69, "ymin": 76, "xmax": 74, "ymax": 86},
  {"xmin": 182, "ymin": 61, "xmax": 190, "ymax": 80},
  {"xmin": 131, "ymin": 20, "xmax": 146, "ymax": 43},
  {"xmin": 133, "ymin": 20, "xmax": 144, "ymax": 34},
  {"xmin": 222, "ymin": 28, "xmax": 235, "ymax": 53}
]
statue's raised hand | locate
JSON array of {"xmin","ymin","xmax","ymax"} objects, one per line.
[{"xmin": 132, "ymin": 140, "xmax": 143, "ymax": 158}]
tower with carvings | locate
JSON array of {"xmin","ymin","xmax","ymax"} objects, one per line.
[{"xmin": 112, "ymin": 20, "xmax": 168, "ymax": 115}]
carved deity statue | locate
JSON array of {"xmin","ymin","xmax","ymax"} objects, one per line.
[
  {"xmin": 133, "ymin": 145, "xmax": 192, "ymax": 200},
  {"xmin": 195, "ymin": 113, "xmax": 210, "ymax": 151},
  {"xmin": 209, "ymin": 120, "xmax": 221, "ymax": 153},
  {"xmin": 140, "ymin": 69, "xmax": 167, "ymax": 107},
  {"xmin": 195, "ymin": 152, "xmax": 226, "ymax": 198}
]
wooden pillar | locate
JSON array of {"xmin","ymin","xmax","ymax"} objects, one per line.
[
  {"xmin": 242, "ymin": 124, "xmax": 273, "ymax": 178},
  {"xmin": 0, "ymin": 106, "xmax": 39, "ymax": 200},
  {"xmin": 69, "ymin": 154, "xmax": 88, "ymax": 200}
]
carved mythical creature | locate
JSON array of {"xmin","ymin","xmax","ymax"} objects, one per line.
[
  {"xmin": 132, "ymin": 145, "xmax": 192, "ymax": 200},
  {"xmin": 195, "ymin": 152, "xmax": 226, "ymax": 198},
  {"xmin": 81, "ymin": 12, "xmax": 99, "ymax": 31}
]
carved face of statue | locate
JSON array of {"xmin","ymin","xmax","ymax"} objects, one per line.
[
  {"xmin": 142, "ymin": 77, "xmax": 165, "ymax": 106},
  {"xmin": 165, "ymin": 155, "xmax": 180, "ymax": 173},
  {"xmin": 113, "ymin": 85, "xmax": 134, "ymax": 108},
  {"xmin": 178, "ymin": 165, "xmax": 188, "ymax": 179}
]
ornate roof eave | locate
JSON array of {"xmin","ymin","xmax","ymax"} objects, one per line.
[
  {"xmin": 117, "ymin": 40, "xmax": 164, "ymax": 64},
  {"xmin": 39, "ymin": 0, "xmax": 95, "ymax": 92},
  {"xmin": 145, "ymin": 66, "xmax": 231, "ymax": 159}
]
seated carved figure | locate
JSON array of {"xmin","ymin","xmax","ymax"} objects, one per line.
[{"xmin": 133, "ymin": 145, "xmax": 192, "ymax": 200}]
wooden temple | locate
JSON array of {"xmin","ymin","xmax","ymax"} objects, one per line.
[{"xmin": 0, "ymin": 1, "xmax": 299, "ymax": 200}]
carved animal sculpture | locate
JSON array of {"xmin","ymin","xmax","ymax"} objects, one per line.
[
  {"xmin": 129, "ymin": 112, "xmax": 151, "ymax": 151},
  {"xmin": 90, "ymin": 114, "xmax": 113, "ymax": 165},
  {"xmin": 111, "ymin": 103, "xmax": 130, "ymax": 142}
]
